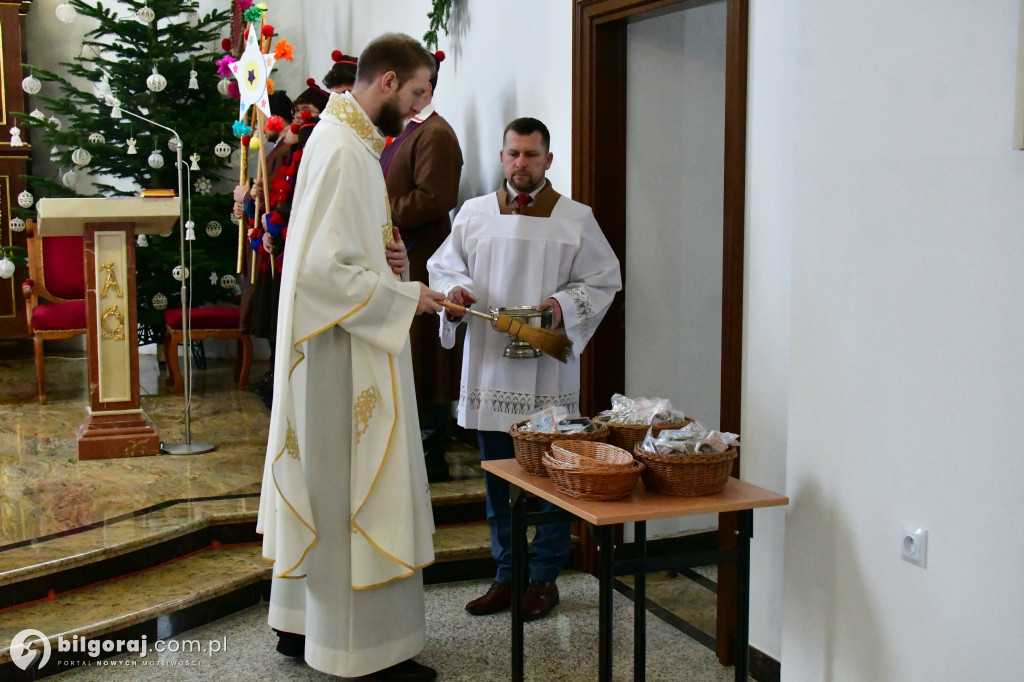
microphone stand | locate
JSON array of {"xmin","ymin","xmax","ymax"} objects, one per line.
[{"xmin": 113, "ymin": 101, "xmax": 214, "ymax": 455}]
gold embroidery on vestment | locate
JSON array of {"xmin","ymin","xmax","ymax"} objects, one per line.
[
  {"xmin": 285, "ymin": 421, "xmax": 299, "ymax": 460},
  {"xmin": 325, "ymin": 96, "xmax": 385, "ymax": 154},
  {"xmin": 354, "ymin": 386, "xmax": 378, "ymax": 444}
]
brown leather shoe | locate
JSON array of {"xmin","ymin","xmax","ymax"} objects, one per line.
[
  {"xmin": 465, "ymin": 581, "xmax": 512, "ymax": 615},
  {"xmin": 522, "ymin": 580, "xmax": 559, "ymax": 621}
]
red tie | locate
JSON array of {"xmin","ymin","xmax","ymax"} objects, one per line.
[{"xmin": 514, "ymin": 194, "xmax": 531, "ymax": 209}]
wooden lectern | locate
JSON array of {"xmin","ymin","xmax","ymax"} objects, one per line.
[{"xmin": 36, "ymin": 197, "xmax": 179, "ymax": 460}]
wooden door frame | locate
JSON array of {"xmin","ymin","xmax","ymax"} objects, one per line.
[{"xmin": 572, "ymin": 0, "xmax": 749, "ymax": 666}]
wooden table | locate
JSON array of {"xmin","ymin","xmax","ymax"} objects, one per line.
[{"xmin": 481, "ymin": 459, "xmax": 788, "ymax": 682}]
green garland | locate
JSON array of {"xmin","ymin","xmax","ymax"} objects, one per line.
[{"xmin": 423, "ymin": 0, "xmax": 452, "ymax": 51}]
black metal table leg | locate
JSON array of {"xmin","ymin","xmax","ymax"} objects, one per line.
[
  {"xmin": 511, "ymin": 485, "xmax": 526, "ymax": 682},
  {"xmin": 734, "ymin": 509, "xmax": 752, "ymax": 682},
  {"xmin": 597, "ymin": 523, "xmax": 615, "ymax": 682},
  {"xmin": 634, "ymin": 521, "xmax": 646, "ymax": 682}
]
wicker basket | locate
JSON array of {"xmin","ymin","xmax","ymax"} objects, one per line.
[
  {"xmin": 542, "ymin": 453, "xmax": 645, "ymax": 501},
  {"xmin": 632, "ymin": 444, "xmax": 737, "ymax": 496},
  {"xmin": 509, "ymin": 420, "xmax": 610, "ymax": 477},
  {"xmin": 593, "ymin": 415, "xmax": 693, "ymax": 453},
  {"xmin": 549, "ymin": 440, "xmax": 633, "ymax": 469}
]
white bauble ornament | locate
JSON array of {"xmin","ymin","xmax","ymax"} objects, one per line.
[
  {"xmin": 168, "ymin": 137, "xmax": 181, "ymax": 152},
  {"xmin": 219, "ymin": 274, "xmax": 237, "ymax": 290},
  {"xmin": 136, "ymin": 5, "xmax": 155, "ymax": 24},
  {"xmin": 9, "ymin": 217, "xmax": 26, "ymax": 233},
  {"xmin": 17, "ymin": 190, "xmax": 34, "ymax": 208},
  {"xmin": 30, "ymin": 109, "xmax": 45, "ymax": 121},
  {"xmin": 137, "ymin": 234, "xmax": 149, "ymax": 247},
  {"xmin": 213, "ymin": 141, "xmax": 231, "ymax": 158},
  {"xmin": 172, "ymin": 265, "xmax": 189, "ymax": 281},
  {"xmin": 71, "ymin": 147, "xmax": 92, "ymax": 166},
  {"xmin": 0, "ymin": 257, "xmax": 15, "ymax": 280},
  {"xmin": 146, "ymin": 67, "xmax": 166, "ymax": 93},
  {"xmin": 62, "ymin": 170, "xmax": 79, "ymax": 189},
  {"xmin": 88, "ymin": 132, "xmax": 105, "ymax": 145},
  {"xmin": 205, "ymin": 221, "xmax": 222, "ymax": 237},
  {"xmin": 217, "ymin": 79, "xmax": 231, "ymax": 96},
  {"xmin": 48, "ymin": 116, "xmax": 62, "ymax": 130},
  {"xmin": 49, "ymin": 146, "xmax": 62, "ymax": 163},
  {"xmin": 80, "ymin": 44, "xmax": 100, "ymax": 63},
  {"xmin": 22, "ymin": 74, "xmax": 41, "ymax": 95},
  {"xmin": 152, "ymin": 293, "xmax": 168, "ymax": 310},
  {"xmin": 55, "ymin": 3, "xmax": 77, "ymax": 23},
  {"xmin": 148, "ymin": 150, "xmax": 165, "ymax": 169}
]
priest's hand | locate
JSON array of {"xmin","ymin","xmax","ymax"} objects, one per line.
[
  {"xmin": 539, "ymin": 297, "xmax": 562, "ymax": 329},
  {"xmin": 445, "ymin": 286, "xmax": 477, "ymax": 319},
  {"xmin": 418, "ymin": 283, "xmax": 445, "ymax": 315},
  {"xmin": 387, "ymin": 227, "xmax": 409, "ymax": 275}
]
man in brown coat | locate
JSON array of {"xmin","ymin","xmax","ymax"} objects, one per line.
[{"xmin": 381, "ymin": 51, "xmax": 463, "ymax": 482}]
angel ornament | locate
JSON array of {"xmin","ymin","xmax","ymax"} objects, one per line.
[
  {"xmin": 126, "ymin": 137, "xmax": 138, "ymax": 155},
  {"xmin": 189, "ymin": 153, "xmax": 200, "ymax": 171},
  {"xmin": 9, "ymin": 125, "xmax": 23, "ymax": 147}
]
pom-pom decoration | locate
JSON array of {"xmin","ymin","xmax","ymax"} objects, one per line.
[
  {"xmin": 227, "ymin": 80, "xmax": 240, "ymax": 100},
  {"xmin": 242, "ymin": 7, "xmax": 264, "ymax": 23},
  {"xmin": 262, "ymin": 25, "xmax": 274, "ymax": 37},
  {"xmin": 216, "ymin": 55, "xmax": 237, "ymax": 78},
  {"xmin": 300, "ymin": 110, "xmax": 312, "ymax": 123},
  {"xmin": 306, "ymin": 77, "xmax": 316, "ymax": 87},
  {"xmin": 274, "ymin": 40, "xmax": 294, "ymax": 62},
  {"xmin": 249, "ymin": 137, "xmax": 261, "ymax": 151},
  {"xmin": 289, "ymin": 123, "xmax": 300, "ymax": 135},
  {"xmin": 265, "ymin": 115, "xmax": 285, "ymax": 134},
  {"xmin": 435, "ymin": 50, "xmax": 446, "ymax": 62},
  {"xmin": 332, "ymin": 49, "xmax": 343, "ymax": 61},
  {"xmin": 221, "ymin": 38, "xmax": 232, "ymax": 52},
  {"xmin": 240, "ymin": 134, "xmax": 252, "ymax": 147},
  {"xmin": 236, "ymin": 0, "xmax": 254, "ymax": 10},
  {"xmin": 232, "ymin": 120, "xmax": 252, "ymax": 137}
]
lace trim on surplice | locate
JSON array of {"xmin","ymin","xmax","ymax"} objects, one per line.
[{"xmin": 459, "ymin": 386, "xmax": 579, "ymax": 417}]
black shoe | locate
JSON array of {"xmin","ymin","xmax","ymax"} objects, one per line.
[
  {"xmin": 366, "ymin": 658, "xmax": 437, "ymax": 681},
  {"xmin": 247, "ymin": 371, "xmax": 273, "ymax": 393},
  {"xmin": 274, "ymin": 629, "xmax": 304, "ymax": 658}
]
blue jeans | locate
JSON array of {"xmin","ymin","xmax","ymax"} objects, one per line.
[{"xmin": 478, "ymin": 430, "xmax": 571, "ymax": 584}]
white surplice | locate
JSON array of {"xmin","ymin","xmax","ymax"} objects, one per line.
[
  {"xmin": 427, "ymin": 187, "xmax": 621, "ymax": 432},
  {"xmin": 256, "ymin": 91, "xmax": 435, "ymax": 678}
]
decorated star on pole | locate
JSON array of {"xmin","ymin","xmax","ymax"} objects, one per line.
[{"xmin": 227, "ymin": 27, "xmax": 276, "ymax": 120}]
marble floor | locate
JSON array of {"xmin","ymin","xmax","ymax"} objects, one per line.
[
  {"xmin": 50, "ymin": 573, "xmax": 741, "ymax": 682},
  {"xmin": 0, "ymin": 340, "xmax": 727, "ymax": 679}
]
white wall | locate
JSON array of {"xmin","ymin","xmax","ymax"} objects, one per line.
[
  {"xmin": 272, "ymin": 0, "xmax": 574, "ymax": 202},
  {"xmin": 747, "ymin": 1, "xmax": 1024, "ymax": 679},
  {"xmin": 624, "ymin": 2, "xmax": 727, "ymax": 538}
]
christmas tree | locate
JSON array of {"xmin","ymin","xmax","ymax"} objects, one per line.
[{"xmin": 16, "ymin": 0, "xmax": 240, "ymax": 344}]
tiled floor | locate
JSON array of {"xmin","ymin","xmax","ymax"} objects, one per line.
[{"xmin": 49, "ymin": 574, "xmax": 742, "ymax": 681}]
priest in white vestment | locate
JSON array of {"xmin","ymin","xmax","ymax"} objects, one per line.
[
  {"xmin": 257, "ymin": 34, "xmax": 445, "ymax": 682},
  {"xmin": 427, "ymin": 118, "xmax": 622, "ymax": 621}
]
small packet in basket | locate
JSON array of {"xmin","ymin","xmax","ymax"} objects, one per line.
[
  {"xmin": 557, "ymin": 417, "xmax": 597, "ymax": 434},
  {"xmin": 521, "ymin": 405, "xmax": 570, "ymax": 433},
  {"xmin": 603, "ymin": 393, "xmax": 675, "ymax": 425},
  {"xmin": 695, "ymin": 431, "xmax": 740, "ymax": 454}
]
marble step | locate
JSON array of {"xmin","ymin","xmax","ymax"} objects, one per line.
[{"xmin": 0, "ymin": 522, "xmax": 493, "ymax": 673}]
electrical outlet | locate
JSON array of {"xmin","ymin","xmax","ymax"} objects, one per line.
[{"xmin": 901, "ymin": 525, "xmax": 927, "ymax": 568}]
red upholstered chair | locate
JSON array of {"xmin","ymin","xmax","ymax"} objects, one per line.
[
  {"xmin": 22, "ymin": 220, "xmax": 88, "ymax": 404},
  {"xmin": 162, "ymin": 306, "xmax": 252, "ymax": 393}
]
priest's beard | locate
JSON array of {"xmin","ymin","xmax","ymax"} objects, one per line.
[{"xmin": 375, "ymin": 98, "xmax": 405, "ymax": 137}]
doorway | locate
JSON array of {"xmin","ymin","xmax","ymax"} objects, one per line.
[{"xmin": 572, "ymin": 0, "xmax": 749, "ymax": 666}]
